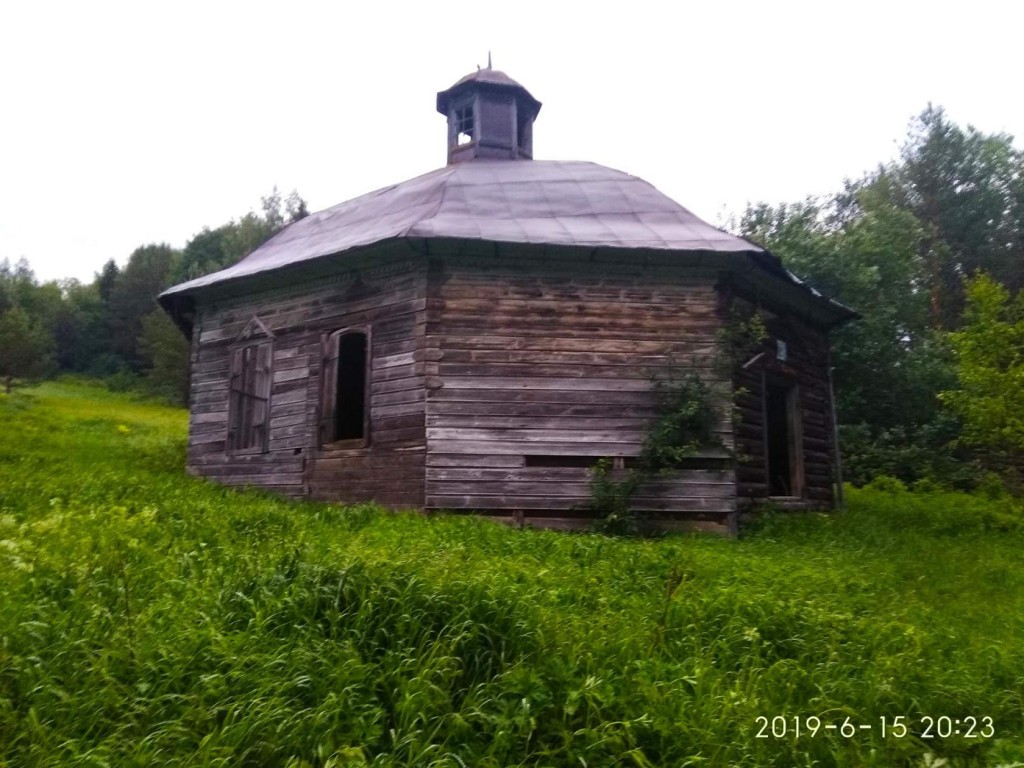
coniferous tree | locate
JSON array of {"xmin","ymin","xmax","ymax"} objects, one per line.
[
  {"xmin": 107, "ymin": 244, "xmax": 178, "ymax": 372},
  {"xmin": 0, "ymin": 306, "xmax": 53, "ymax": 393}
]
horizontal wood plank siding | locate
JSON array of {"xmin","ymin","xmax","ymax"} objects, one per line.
[
  {"xmin": 733, "ymin": 300, "xmax": 836, "ymax": 507},
  {"xmin": 186, "ymin": 256, "xmax": 426, "ymax": 507},
  {"xmin": 184, "ymin": 242, "xmax": 836, "ymax": 522},
  {"xmin": 423, "ymin": 253, "xmax": 736, "ymax": 516}
]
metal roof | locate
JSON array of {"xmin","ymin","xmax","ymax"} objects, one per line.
[
  {"xmin": 448, "ymin": 68, "xmax": 527, "ymax": 90},
  {"xmin": 436, "ymin": 68, "xmax": 542, "ymax": 116},
  {"xmin": 162, "ymin": 160, "xmax": 776, "ymax": 296}
]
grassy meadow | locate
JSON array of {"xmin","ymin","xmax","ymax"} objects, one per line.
[{"xmin": 1, "ymin": 380, "xmax": 1023, "ymax": 767}]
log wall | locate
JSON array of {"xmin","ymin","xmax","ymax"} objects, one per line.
[
  {"xmin": 186, "ymin": 257, "xmax": 427, "ymax": 506},
  {"xmin": 423, "ymin": 250, "xmax": 737, "ymax": 525},
  {"xmin": 183, "ymin": 244, "xmax": 836, "ymax": 522},
  {"xmin": 733, "ymin": 303, "xmax": 836, "ymax": 507}
]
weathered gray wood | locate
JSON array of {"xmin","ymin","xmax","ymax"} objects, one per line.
[
  {"xmin": 184, "ymin": 245, "xmax": 836, "ymax": 520},
  {"xmin": 439, "ymin": 376, "xmax": 657, "ymax": 391},
  {"xmin": 428, "ymin": 388, "xmax": 663, "ymax": 405},
  {"xmin": 426, "ymin": 453, "xmax": 526, "ymax": 468},
  {"xmin": 426, "ymin": 415, "xmax": 658, "ymax": 430},
  {"xmin": 422, "ymin": 257, "xmax": 738, "ymax": 515},
  {"xmin": 732, "ymin": 303, "xmax": 835, "ymax": 508},
  {"xmin": 427, "ymin": 401, "xmax": 663, "ymax": 418},
  {"xmin": 437, "ymin": 323, "xmax": 720, "ymax": 342},
  {"xmin": 272, "ymin": 366, "xmax": 309, "ymax": 384},
  {"xmin": 426, "ymin": 480, "xmax": 736, "ymax": 498},
  {"xmin": 186, "ymin": 260, "xmax": 428, "ymax": 507},
  {"xmin": 373, "ymin": 351, "xmax": 417, "ymax": 369},
  {"xmin": 425, "ymin": 467, "xmax": 733, "ymax": 482},
  {"xmin": 425, "ymin": 495, "xmax": 735, "ymax": 512},
  {"xmin": 426, "ymin": 439, "xmax": 734, "ymax": 456},
  {"xmin": 427, "ymin": 334, "xmax": 719, "ymax": 354}
]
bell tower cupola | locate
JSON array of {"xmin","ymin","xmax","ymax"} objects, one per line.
[{"xmin": 436, "ymin": 65, "xmax": 542, "ymax": 165}]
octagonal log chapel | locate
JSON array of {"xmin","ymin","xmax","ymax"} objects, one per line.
[{"xmin": 160, "ymin": 68, "xmax": 856, "ymax": 533}]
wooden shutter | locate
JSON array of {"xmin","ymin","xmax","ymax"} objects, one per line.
[
  {"xmin": 254, "ymin": 343, "xmax": 273, "ymax": 452},
  {"xmin": 227, "ymin": 347, "xmax": 243, "ymax": 450},
  {"xmin": 227, "ymin": 343, "xmax": 271, "ymax": 453},
  {"xmin": 319, "ymin": 333, "xmax": 340, "ymax": 444},
  {"xmin": 362, "ymin": 327, "xmax": 372, "ymax": 445}
]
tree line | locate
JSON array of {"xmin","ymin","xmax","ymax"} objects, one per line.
[
  {"xmin": 0, "ymin": 189, "xmax": 307, "ymax": 402},
  {"xmin": 1, "ymin": 107, "xmax": 1022, "ymax": 492},
  {"xmin": 738, "ymin": 105, "xmax": 1024, "ymax": 491}
]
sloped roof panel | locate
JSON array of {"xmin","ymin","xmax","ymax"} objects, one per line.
[{"xmin": 162, "ymin": 160, "xmax": 763, "ymax": 297}]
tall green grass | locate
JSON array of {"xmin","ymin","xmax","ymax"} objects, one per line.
[{"xmin": 1, "ymin": 380, "xmax": 1022, "ymax": 766}]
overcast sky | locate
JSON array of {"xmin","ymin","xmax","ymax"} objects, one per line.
[{"xmin": 2, "ymin": 1, "xmax": 1022, "ymax": 284}]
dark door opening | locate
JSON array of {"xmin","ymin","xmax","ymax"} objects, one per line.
[
  {"xmin": 765, "ymin": 382, "xmax": 799, "ymax": 496},
  {"xmin": 335, "ymin": 333, "xmax": 367, "ymax": 440}
]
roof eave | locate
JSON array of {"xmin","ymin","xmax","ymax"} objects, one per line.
[
  {"xmin": 734, "ymin": 251, "xmax": 859, "ymax": 330},
  {"xmin": 157, "ymin": 234, "xmax": 856, "ymax": 335}
]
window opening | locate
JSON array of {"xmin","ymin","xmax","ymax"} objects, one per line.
[
  {"xmin": 455, "ymin": 103, "xmax": 474, "ymax": 146},
  {"xmin": 524, "ymin": 455, "xmax": 600, "ymax": 468},
  {"xmin": 321, "ymin": 329, "xmax": 369, "ymax": 445},
  {"xmin": 335, "ymin": 333, "xmax": 367, "ymax": 440},
  {"xmin": 228, "ymin": 342, "xmax": 272, "ymax": 453},
  {"xmin": 765, "ymin": 381, "xmax": 801, "ymax": 496},
  {"xmin": 517, "ymin": 110, "xmax": 531, "ymax": 153}
]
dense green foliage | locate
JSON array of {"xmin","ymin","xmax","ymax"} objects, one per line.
[
  {"xmin": 0, "ymin": 305, "xmax": 53, "ymax": 393},
  {"xmin": 942, "ymin": 275, "xmax": 1024, "ymax": 489},
  {"xmin": 171, "ymin": 189, "xmax": 309, "ymax": 286},
  {"xmin": 638, "ymin": 372, "xmax": 723, "ymax": 471},
  {"xmin": 738, "ymin": 106, "xmax": 1024, "ymax": 489},
  {"xmin": 587, "ymin": 372, "xmax": 723, "ymax": 534},
  {"xmin": 1, "ymin": 381, "xmax": 1022, "ymax": 766},
  {"xmin": 107, "ymin": 244, "xmax": 180, "ymax": 371},
  {"xmin": 895, "ymin": 106, "xmax": 1024, "ymax": 327}
]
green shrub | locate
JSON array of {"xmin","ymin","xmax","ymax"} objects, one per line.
[{"xmin": 587, "ymin": 372, "xmax": 724, "ymax": 534}]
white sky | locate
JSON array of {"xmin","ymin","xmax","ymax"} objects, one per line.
[{"xmin": 2, "ymin": 0, "xmax": 1022, "ymax": 284}]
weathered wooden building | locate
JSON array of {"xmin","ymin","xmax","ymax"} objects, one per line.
[{"xmin": 160, "ymin": 68, "xmax": 856, "ymax": 532}]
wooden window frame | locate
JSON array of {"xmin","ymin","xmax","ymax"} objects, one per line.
[
  {"xmin": 516, "ymin": 108, "xmax": 532, "ymax": 154},
  {"xmin": 319, "ymin": 325, "xmax": 372, "ymax": 449},
  {"xmin": 762, "ymin": 374, "xmax": 805, "ymax": 499},
  {"xmin": 452, "ymin": 99, "xmax": 475, "ymax": 147},
  {"xmin": 226, "ymin": 340, "xmax": 273, "ymax": 455}
]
